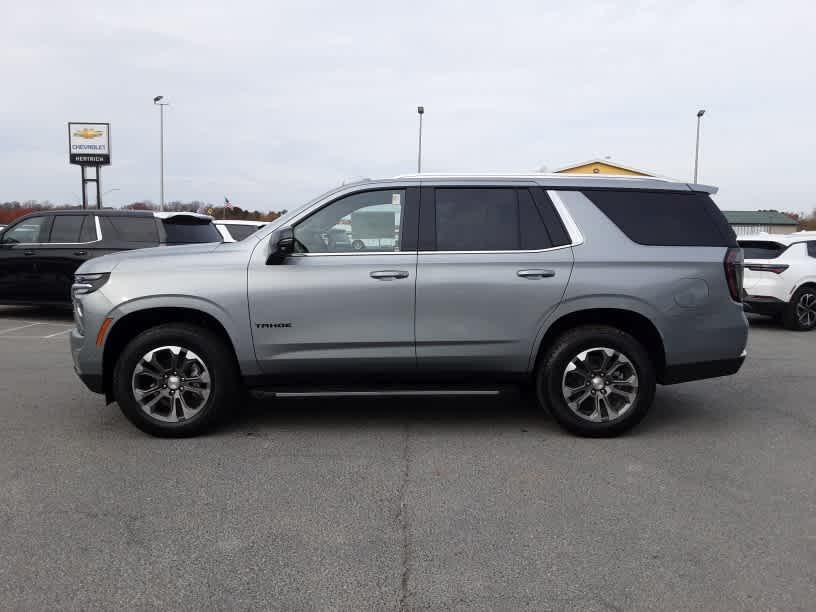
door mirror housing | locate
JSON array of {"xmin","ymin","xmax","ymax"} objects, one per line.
[{"xmin": 266, "ymin": 227, "xmax": 295, "ymax": 264}]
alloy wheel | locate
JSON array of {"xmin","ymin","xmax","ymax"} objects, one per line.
[
  {"xmin": 796, "ymin": 292, "xmax": 816, "ymax": 328},
  {"xmin": 131, "ymin": 345, "xmax": 211, "ymax": 423},
  {"xmin": 561, "ymin": 347, "xmax": 639, "ymax": 423}
]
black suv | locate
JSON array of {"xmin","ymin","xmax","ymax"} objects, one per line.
[{"xmin": 0, "ymin": 210, "xmax": 222, "ymax": 305}]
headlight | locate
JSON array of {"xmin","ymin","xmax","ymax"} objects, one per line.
[{"xmin": 72, "ymin": 273, "xmax": 110, "ymax": 298}]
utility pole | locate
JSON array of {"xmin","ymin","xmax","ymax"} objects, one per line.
[
  {"xmin": 153, "ymin": 96, "xmax": 169, "ymax": 210},
  {"xmin": 694, "ymin": 109, "xmax": 705, "ymax": 183},
  {"xmin": 417, "ymin": 106, "xmax": 424, "ymax": 173}
]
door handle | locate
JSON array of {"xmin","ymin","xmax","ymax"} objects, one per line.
[
  {"xmin": 23, "ymin": 250, "xmax": 35, "ymax": 256},
  {"xmin": 73, "ymin": 250, "xmax": 88, "ymax": 256},
  {"xmin": 517, "ymin": 269, "xmax": 555, "ymax": 279},
  {"xmin": 370, "ymin": 270, "xmax": 409, "ymax": 280}
]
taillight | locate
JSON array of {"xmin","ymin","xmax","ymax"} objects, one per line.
[
  {"xmin": 745, "ymin": 263, "xmax": 789, "ymax": 274},
  {"xmin": 724, "ymin": 247, "xmax": 744, "ymax": 302}
]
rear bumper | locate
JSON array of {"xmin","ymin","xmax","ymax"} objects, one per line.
[
  {"xmin": 743, "ymin": 295, "xmax": 786, "ymax": 316},
  {"xmin": 661, "ymin": 351, "xmax": 746, "ymax": 385}
]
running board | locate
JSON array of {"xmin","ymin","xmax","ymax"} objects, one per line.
[{"xmin": 250, "ymin": 388, "xmax": 504, "ymax": 399}]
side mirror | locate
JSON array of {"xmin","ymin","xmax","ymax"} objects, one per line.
[{"xmin": 266, "ymin": 227, "xmax": 295, "ymax": 264}]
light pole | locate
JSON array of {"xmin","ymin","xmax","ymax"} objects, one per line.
[
  {"xmin": 417, "ymin": 106, "xmax": 424, "ymax": 173},
  {"xmin": 694, "ymin": 109, "xmax": 705, "ymax": 183},
  {"xmin": 153, "ymin": 95, "xmax": 169, "ymax": 210}
]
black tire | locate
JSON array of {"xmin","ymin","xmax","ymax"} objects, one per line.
[
  {"xmin": 536, "ymin": 325, "xmax": 656, "ymax": 437},
  {"xmin": 112, "ymin": 323, "xmax": 240, "ymax": 437},
  {"xmin": 782, "ymin": 286, "xmax": 816, "ymax": 331},
  {"xmin": 351, "ymin": 239, "xmax": 365, "ymax": 251}
]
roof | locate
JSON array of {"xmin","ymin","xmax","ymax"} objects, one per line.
[
  {"xmin": 390, "ymin": 173, "xmax": 717, "ymax": 193},
  {"xmin": 722, "ymin": 210, "xmax": 797, "ymax": 226},
  {"xmin": 737, "ymin": 231, "xmax": 816, "ymax": 245},
  {"xmin": 549, "ymin": 158, "xmax": 661, "ymax": 177},
  {"xmin": 214, "ymin": 220, "xmax": 267, "ymax": 226}
]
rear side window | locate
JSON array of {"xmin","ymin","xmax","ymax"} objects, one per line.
[
  {"xmin": 582, "ymin": 190, "xmax": 736, "ymax": 247},
  {"xmin": 808, "ymin": 242, "xmax": 816, "ymax": 258},
  {"xmin": 101, "ymin": 217, "xmax": 160, "ymax": 243},
  {"xmin": 49, "ymin": 215, "xmax": 85, "ymax": 243},
  {"xmin": 436, "ymin": 189, "xmax": 518, "ymax": 251},
  {"xmin": 434, "ymin": 188, "xmax": 558, "ymax": 251},
  {"xmin": 161, "ymin": 219, "xmax": 221, "ymax": 244},
  {"xmin": 224, "ymin": 224, "xmax": 261, "ymax": 241},
  {"xmin": 738, "ymin": 240, "xmax": 787, "ymax": 259}
]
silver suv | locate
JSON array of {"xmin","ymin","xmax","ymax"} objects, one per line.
[{"xmin": 70, "ymin": 174, "xmax": 748, "ymax": 437}]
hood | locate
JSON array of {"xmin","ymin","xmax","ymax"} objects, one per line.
[{"xmin": 76, "ymin": 242, "xmax": 224, "ymax": 275}]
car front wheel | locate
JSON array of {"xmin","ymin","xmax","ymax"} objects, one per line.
[
  {"xmin": 537, "ymin": 325, "xmax": 656, "ymax": 437},
  {"xmin": 112, "ymin": 323, "xmax": 239, "ymax": 437}
]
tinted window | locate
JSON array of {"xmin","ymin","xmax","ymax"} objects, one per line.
[
  {"xmin": 435, "ymin": 188, "xmax": 518, "ymax": 251},
  {"xmin": 295, "ymin": 190, "xmax": 404, "ymax": 253},
  {"xmin": 224, "ymin": 224, "xmax": 262, "ymax": 241},
  {"xmin": 101, "ymin": 216, "xmax": 159, "ymax": 243},
  {"xmin": 738, "ymin": 240, "xmax": 787, "ymax": 260},
  {"xmin": 518, "ymin": 189, "xmax": 553, "ymax": 250},
  {"xmin": 582, "ymin": 190, "xmax": 736, "ymax": 247},
  {"xmin": 161, "ymin": 219, "xmax": 221, "ymax": 244},
  {"xmin": 808, "ymin": 242, "xmax": 816, "ymax": 258},
  {"xmin": 1, "ymin": 216, "xmax": 48, "ymax": 244},
  {"xmin": 49, "ymin": 215, "xmax": 85, "ymax": 243},
  {"xmin": 79, "ymin": 216, "xmax": 97, "ymax": 242}
]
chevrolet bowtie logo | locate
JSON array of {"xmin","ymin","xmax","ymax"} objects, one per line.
[{"xmin": 73, "ymin": 128, "xmax": 104, "ymax": 139}]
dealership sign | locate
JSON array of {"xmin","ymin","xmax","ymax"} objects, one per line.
[{"xmin": 68, "ymin": 122, "xmax": 111, "ymax": 165}]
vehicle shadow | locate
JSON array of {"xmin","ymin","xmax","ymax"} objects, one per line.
[
  {"xmin": 218, "ymin": 385, "xmax": 726, "ymax": 438},
  {"xmin": 223, "ymin": 393, "xmax": 557, "ymax": 434},
  {"xmin": 0, "ymin": 305, "xmax": 73, "ymax": 322}
]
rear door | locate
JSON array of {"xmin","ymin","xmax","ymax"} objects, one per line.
[
  {"xmin": 415, "ymin": 185, "xmax": 574, "ymax": 374},
  {"xmin": 34, "ymin": 213, "xmax": 99, "ymax": 302}
]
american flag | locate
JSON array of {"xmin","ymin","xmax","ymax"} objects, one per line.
[{"xmin": 224, "ymin": 196, "xmax": 234, "ymax": 209}]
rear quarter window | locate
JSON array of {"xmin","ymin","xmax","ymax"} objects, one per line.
[
  {"xmin": 738, "ymin": 240, "xmax": 787, "ymax": 259},
  {"xmin": 101, "ymin": 217, "xmax": 159, "ymax": 243},
  {"xmin": 582, "ymin": 190, "xmax": 736, "ymax": 247},
  {"xmin": 161, "ymin": 219, "xmax": 222, "ymax": 244}
]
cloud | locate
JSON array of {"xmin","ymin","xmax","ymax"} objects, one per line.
[{"xmin": 1, "ymin": 0, "xmax": 814, "ymax": 212}]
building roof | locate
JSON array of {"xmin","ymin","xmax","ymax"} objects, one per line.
[
  {"xmin": 722, "ymin": 210, "xmax": 798, "ymax": 226},
  {"xmin": 548, "ymin": 158, "xmax": 661, "ymax": 177}
]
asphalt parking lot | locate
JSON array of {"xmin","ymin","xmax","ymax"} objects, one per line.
[{"xmin": 0, "ymin": 307, "xmax": 814, "ymax": 610}]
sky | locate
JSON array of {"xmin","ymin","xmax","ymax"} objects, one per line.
[{"xmin": 1, "ymin": 0, "xmax": 814, "ymax": 213}]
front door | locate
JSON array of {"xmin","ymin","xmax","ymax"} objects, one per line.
[
  {"xmin": 248, "ymin": 187, "xmax": 419, "ymax": 381},
  {"xmin": 0, "ymin": 215, "xmax": 51, "ymax": 303},
  {"xmin": 415, "ymin": 185, "xmax": 574, "ymax": 374}
]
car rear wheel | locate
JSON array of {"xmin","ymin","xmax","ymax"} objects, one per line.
[
  {"xmin": 537, "ymin": 325, "xmax": 656, "ymax": 437},
  {"xmin": 113, "ymin": 323, "xmax": 239, "ymax": 437},
  {"xmin": 783, "ymin": 286, "xmax": 816, "ymax": 331}
]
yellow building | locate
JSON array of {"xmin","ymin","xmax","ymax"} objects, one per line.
[{"xmin": 551, "ymin": 158, "xmax": 657, "ymax": 177}]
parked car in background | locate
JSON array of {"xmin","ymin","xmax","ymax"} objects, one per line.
[
  {"xmin": 71, "ymin": 174, "xmax": 747, "ymax": 438},
  {"xmin": 0, "ymin": 210, "xmax": 221, "ymax": 305},
  {"xmin": 740, "ymin": 231, "xmax": 816, "ymax": 330},
  {"xmin": 215, "ymin": 220, "xmax": 266, "ymax": 242}
]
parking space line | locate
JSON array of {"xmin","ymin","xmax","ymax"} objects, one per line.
[
  {"xmin": 44, "ymin": 328, "xmax": 73, "ymax": 338},
  {"xmin": 0, "ymin": 323, "xmax": 43, "ymax": 335}
]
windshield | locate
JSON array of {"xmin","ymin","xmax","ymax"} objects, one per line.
[
  {"xmin": 738, "ymin": 240, "xmax": 787, "ymax": 260},
  {"xmin": 223, "ymin": 224, "xmax": 262, "ymax": 241},
  {"xmin": 161, "ymin": 219, "xmax": 222, "ymax": 244}
]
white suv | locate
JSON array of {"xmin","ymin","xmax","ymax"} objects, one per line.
[{"xmin": 740, "ymin": 232, "xmax": 816, "ymax": 330}]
